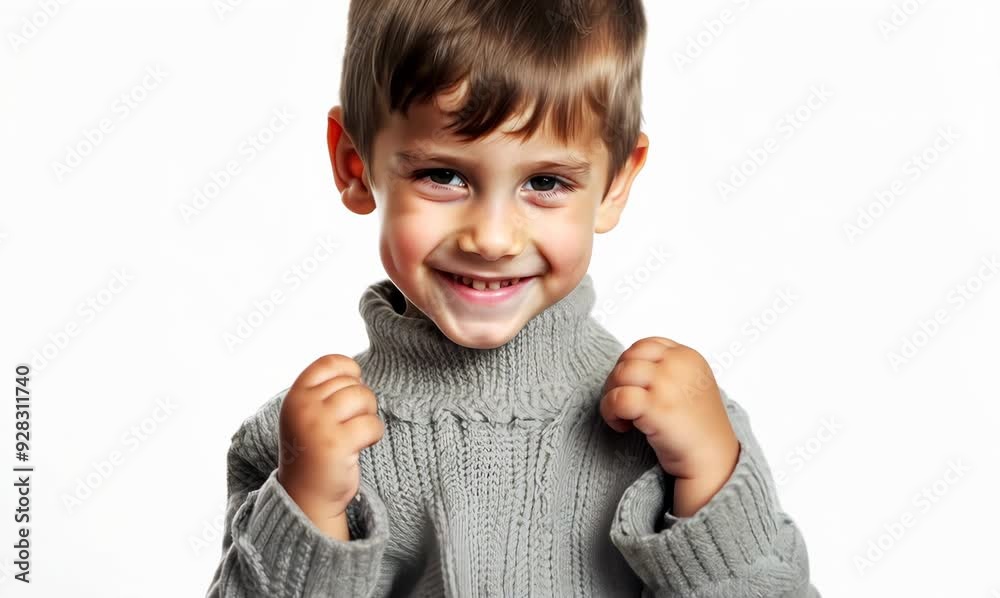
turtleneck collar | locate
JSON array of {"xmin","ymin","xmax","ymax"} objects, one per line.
[{"xmin": 354, "ymin": 273, "xmax": 624, "ymax": 424}]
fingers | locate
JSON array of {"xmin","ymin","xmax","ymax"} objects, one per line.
[
  {"xmin": 643, "ymin": 336, "xmax": 683, "ymax": 349},
  {"xmin": 600, "ymin": 387, "xmax": 634, "ymax": 433},
  {"xmin": 320, "ymin": 382, "xmax": 379, "ymax": 422},
  {"xmin": 602, "ymin": 344, "xmax": 665, "ymax": 435},
  {"xmin": 339, "ymin": 413, "xmax": 385, "ymax": 454},
  {"xmin": 601, "ymin": 384, "xmax": 648, "ymax": 423},
  {"xmin": 603, "ymin": 358, "xmax": 658, "ymax": 393},
  {"xmin": 618, "ymin": 337, "xmax": 677, "ymax": 362},
  {"xmin": 296, "ymin": 354, "xmax": 363, "ymax": 389},
  {"xmin": 311, "ymin": 373, "xmax": 362, "ymax": 401}
]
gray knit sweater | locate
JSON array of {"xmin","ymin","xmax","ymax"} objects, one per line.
[{"xmin": 206, "ymin": 274, "xmax": 820, "ymax": 597}]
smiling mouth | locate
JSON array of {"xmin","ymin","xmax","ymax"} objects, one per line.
[{"xmin": 435, "ymin": 269, "xmax": 533, "ymax": 290}]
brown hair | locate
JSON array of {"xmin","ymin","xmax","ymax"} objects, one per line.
[{"xmin": 339, "ymin": 0, "xmax": 646, "ymax": 192}]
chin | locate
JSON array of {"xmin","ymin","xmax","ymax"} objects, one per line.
[{"xmin": 435, "ymin": 318, "xmax": 521, "ymax": 350}]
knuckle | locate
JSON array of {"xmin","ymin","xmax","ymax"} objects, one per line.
[
  {"xmin": 618, "ymin": 360, "xmax": 639, "ymax": 378},
  {"xmin": 677, "ymin": 344, "xmax": 704, "ymax": 361},
  {"xmin": 371, "ymin": 417, "xmax": 385, "ymax": 439},
  {"xmin": 324, "ymin": 374, "xmax": 364, "ymax": 397},
  {"xmin": 360, "ymin": 414, "xmax": 384, "ymax": 443},
  {"xmin": 336, "ymin": 381, "xmax": 369, "ymax": 403},
  {"xmin": 651, "ymin": 336, "xmax": 683, "ymax": 348},
  {"xmin": 610, "ymin": 386, "xmax": 630, "ymax": 409},
  {"xmin": 314, "ymin": 353, "xmax": 357, "ymax": 373},
  {"xmin": 293, "ymin": 354, "xmax": 356, "ymax": 389}
]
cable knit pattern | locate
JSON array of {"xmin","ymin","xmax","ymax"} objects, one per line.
[{"xmin": 206, "ymin": 274, "xmax": 820, "ymax": 597}]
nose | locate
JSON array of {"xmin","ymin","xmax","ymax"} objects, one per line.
[{"xmin": 456, "ymin": 197, "xmax": 526, "ymax": 261}]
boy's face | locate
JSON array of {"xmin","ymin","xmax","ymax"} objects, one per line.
[{"xmin": 329, "ymin": 82, "xmax": 647, "ymax": 349}]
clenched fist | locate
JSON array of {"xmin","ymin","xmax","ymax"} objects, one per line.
[{"xmin": 276, "ymin": 354, "xmax": 384, "ymax": 541}]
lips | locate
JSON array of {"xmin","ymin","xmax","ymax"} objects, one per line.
[{"xmin": 437, "ymin": 269, "xmax": 524, "ymax": 290}]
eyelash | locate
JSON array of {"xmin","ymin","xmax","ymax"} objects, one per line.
[{"xmin": 411, "ymin": 169, "xmax": 576, "ymax": 201}]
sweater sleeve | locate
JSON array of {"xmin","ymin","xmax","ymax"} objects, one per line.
[
  {"xmin": 608, "ymin": 389, "xmax": 821, "ymax": 597},
  {"xmin": 205, "ymin": 402, "xmax": 390, "ymax": 597}
]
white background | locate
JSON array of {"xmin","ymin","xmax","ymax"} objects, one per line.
[{"xmin": 1, "ymin": 0, "xmax": 998, "ymax": 596}]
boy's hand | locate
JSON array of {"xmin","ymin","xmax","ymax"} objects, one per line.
[
  {"xmin": 599, "ymin": 337, "xmax": 740, "ymax": 517},
  {"xmin": 277, "ymin": 354, "xmax": 385, "ymax": 537}
]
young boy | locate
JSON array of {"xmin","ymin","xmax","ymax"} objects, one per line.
[{"xmin": 207, "ymin": 0, "xmax": 820, "ymax": 596}]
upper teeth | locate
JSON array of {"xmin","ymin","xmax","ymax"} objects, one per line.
[{"xmin": 450, "ymin": 273, "xmax": 521, "ymax": 290}]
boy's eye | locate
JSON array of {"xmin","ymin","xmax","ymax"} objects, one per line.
[
  {"xmin": 422, "ymin": 169, "xmax": 465, "ymax": 187},
  {"xmin": 413, "ymin": 169, "xmax": 573, "ymax": 199},
  {"xmin": 527, "ymin": 176, "xmax": 557, "ymax": 192}
]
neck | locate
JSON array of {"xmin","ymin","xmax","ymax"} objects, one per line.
[{"xmin": 354, "ymin": 274, "xmax": 624, "ymax": 423}]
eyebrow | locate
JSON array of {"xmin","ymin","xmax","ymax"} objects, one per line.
[{"xmin": 393, "ymin": 148, "xmax": 593, "ymax": 180}]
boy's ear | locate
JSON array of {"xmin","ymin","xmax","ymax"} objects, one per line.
[
  {"xmin": 328, "ymin": 105, "xmax": 376, "ymax": 215},
  {"xmin": 595, "ymin": 132, "xmax": 649, "ymax": 234}
]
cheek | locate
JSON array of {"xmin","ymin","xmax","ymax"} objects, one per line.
[
  {"xmin": 380, "ymin": 192, "xmax": 442, "ymax": 268},
  {"xmin": 533, "ymin": 207, "xmax": 594, "ymax": 272}
]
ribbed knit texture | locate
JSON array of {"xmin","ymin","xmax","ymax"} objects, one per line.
[{"xmin": 206, "ymin": 274, "xmax": 820, "ymax": 597}]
